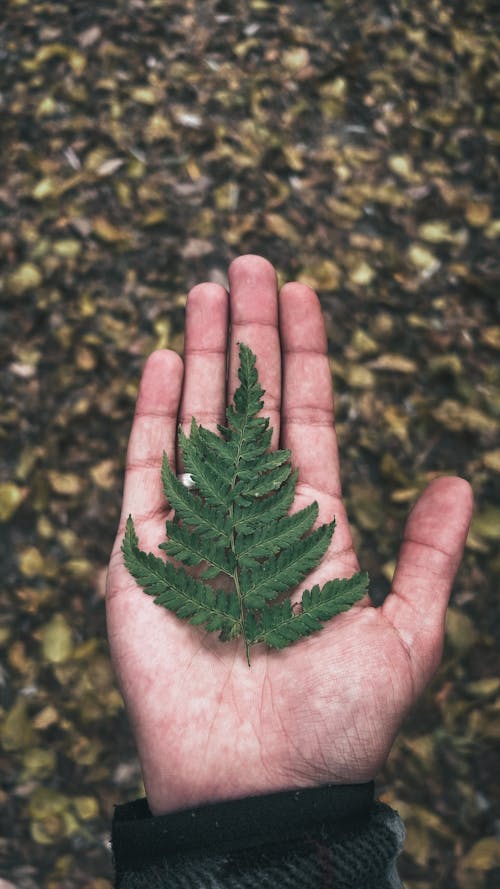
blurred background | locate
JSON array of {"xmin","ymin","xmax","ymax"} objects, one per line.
[{"xmin": 0, "ymin": 1, "xmax": 499, "ymax": 887}]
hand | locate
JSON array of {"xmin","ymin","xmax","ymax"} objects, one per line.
[{"xmin": 106, "ymin": 255, "xmax": 473, "ymax": 816}]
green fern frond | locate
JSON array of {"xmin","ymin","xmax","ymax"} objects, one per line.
[
  {"xmin": 235, "ymin": 503, "xmax": 319, "ymax": 563},
  {"xmin": 232, "ymin": 470, "xmax": 298, "ymax": 534},
  {"xmin": 179, "ymin": 426, "xmax": 233, "ymax": 510},
  {"xmin": 249, "ymin": 572, "xmax": 370, "ymax": 649},
  {"xmin": 122, "ymin": 517, "xmax": 240, "ymax": 638},
  {"xmin": 240, "ymin": 521, "xmax": 335, "ymax": 609},
  {"xmin": 195, "ymin": 424, "xmax": 236, "ymax": 465},
  {"xmin": 123, "ymin": 344, "xmax": 368, "ymax": 665},
  {"xmin": 161, "ymin": 454, "xmax": 231, "ymax": 542},
  {"xmin": 160, "ymin": 521, "xmax": 235, "ymax": 576}
]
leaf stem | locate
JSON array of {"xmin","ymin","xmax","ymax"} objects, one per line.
[{"xmin": 228, "ymin": 379, "xmax": 252, "ymax": 666}]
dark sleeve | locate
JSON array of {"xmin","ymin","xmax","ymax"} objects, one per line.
[{"xmin": 112, "ymin": 783, "xmax": 405, "ymax": 889}]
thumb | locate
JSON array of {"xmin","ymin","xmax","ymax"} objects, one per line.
[{"xmin": 381, "ymin": 476, "xmax": 473, "ymax": 689}]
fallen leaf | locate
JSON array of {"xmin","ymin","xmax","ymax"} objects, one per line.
[
  {"xmin": 369, "ymin": 354, "xmax": 418, "ymax": 373},
  {"xmin": 40, "ymin": 614, "xmax": 74, "ymax": 664},
  {"xmin": 0, "ymin": 483, "xmax": 24, "ymax": 521}
]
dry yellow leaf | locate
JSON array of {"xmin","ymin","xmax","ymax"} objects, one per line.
[
  {"xmin": 130, "ymin": 87, "xmax": 158, "ymax": 105},
  {"xmin": 445, "ymin": 608, "xmax": 479, "ymax": 653},
  {"xmin": 466, "ymin": 678, "xmax": 500, "ymax": 697},
  {"xmin": 48, "ymin": 471, "xmax": 83, "ymax": 495},
  {"xmin": 76, "ymin": 346, "xmax": 97, "ymax": 370},
  {"xmin": 462, "ymin": 837, "xmax": 500, "ymax": 870},
  {"xmin": 73, "ymin": 796, "xmax": 99, "ymax": 820},
  {"xmin": 28, "ymin": 788, "xmax": 68, "ymax": 821},
  {"xmin": 466, "ymin": 200, "xmax": 492, "ymax": 227},
  {"xmin": 432, "ymin": 400, "xmax": 498, "ymax": 434},
  {"xmin": 19, "ymin": 546, "xmax": 45, "ymax": 577},
  {"xmin": 383, "ymin": 405, "xmax": 410, "ymax": 444},
  {"xmin": 93, "ymin": 217, "xmax": 129, "ymax": 243},
  {"xmin": 370, "ymin": 354, "xmax": 418, "ymax": 374},
  {"xmin": 32, "ymin": 705, "xmax": 59, "ymax": 730},
  {"xmin": 1, "ymin": 698, "xmax": 35, "ymax": 751},
  {"xmin": 388, "ymin": 154, "xmax": 415, "ymax": 181},
  {"xmin": 66, "ymin": 559, "xmax": 93, "ymax": 578},
  {"xmin": 346, "ymin": 365, "xmax": 375, "ymax": 389},
  {"xmin": 90, "ymin": 460, "xmax": 116, "ymax": 491},
  {"xmin": 6, "ymin": 263, "xmax": 42, "ymax": 295},
  {"xmin": 319, "ymin": 76, "xmax": 347, "ymax": 99},
  {"xmin": 0, "ymin": 483, "xmax": 24, "ymax": 522},
  {"xmin": 485, "ymin": 219, "xmax": 500, "ymax": 238},
  {"xmin": 481, "ymin": 326, "xmax": 500, "ymax": 349},
  {"xmin": 53, "ymin": 239, "xmax": 81, "ymax": 258},
  {"xmin": 41, "ymin": 614, "xmax": 74, "ymax": 664},
  {"xmin": 21, "ymin": 748, "xmax": 56, "ymax": 780},
  {"xmin": 349, "ymin": 261, "xmax": 375, "ymax": 285},
  {"xmin": 265, "ymin": 214, "xmax": 301, "ymax": 245},
  {"xmin": 407, "ymin": 243, "xmax": 440, "ymax": 275},
  {"xmin": 282, "ymin": 47, "xmax": 310, "ymax": 70},
  {"xmin": 32, "ymin": 177, "xmax": 58, "ymax": 200},
  {"xmin": 36, "ymin": 96, "xmax": 57, "ymax": 117},
  {"xmin": 145, "ymin": 113, "xmax": 172, "ymax": 142},
  {"xmin": 299, "ymin": 260, "xmax": 341, "ymax": 291},
  {"xmin": 418, "ymin": 220, "xmax": 452, "ymax": 242},
  {"xmin": 483, "ymin": 449, "xmax": 500, "ymax": 472},
  {"xmin": 350, "ymin": 330, "xmax": 378, "ymax": 355},
  {"xmin": 472, "ymin": 507, "xmax": 500, "ymax": 540}
]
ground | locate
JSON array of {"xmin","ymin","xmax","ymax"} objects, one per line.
[{"xmin": 0, "ymin": 1, "xmax": 499, "ymax": 887}]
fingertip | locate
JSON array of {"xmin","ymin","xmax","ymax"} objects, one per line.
[
  {"xmin": 279, "ymin": 281, "xmax": 319, "ymax": 303},
  {"xmin": 409, "ymin": 475, "xmax": 474, "ymax": 544},
  {"xmin": 187, "ymin": 281, "xmax": 228, "ymax": 304},
  {"xmin": 139, "ymin": 349, "xmax": 184, "ymax": 410},
  {"xmin": 227, "ymin": 255, "xmax": 279, "ymax": 326},
  {"xmin": 228, "ymin": 254, "xmax": 276, "ymax": 283},
  {"xmin": 143, "ymin": 348, "xmax": 184, "ymax": 379},
  {"xmin": 279, "ymin": 283, "xmax": 327, "ymax": 353},
  {"xmin": 425, "ymin": 474, "xmax": 474, "ymax": 507}
]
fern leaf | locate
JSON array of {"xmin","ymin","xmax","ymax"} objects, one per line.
[
  {"xmin": 250, "ymin": 572, "xmax": 369, "ymax": 649},
  {"xmin": 236, "ymin": 447, "xmax": 290, "ymax": 478},
  {"xmin": 161, "ymin": 453, "xmax": 231, "ymax": 542},
  {"xmin": 123, "ymin": 343, "xmax": 369, "ymax": 665},
  {"xmin": 240, "ymin": 522, "xmax": 335, "ymax": 609},
  {"xmin": 192, "ymin": 428, "xmax": 236, "ymax": 486},
  {"xmin": 233, "ymin": 461, "xmax": 293, "ymax": 502},
  {"xmin": 235, "ymin": 502, "xmax": 319, "ymax": 564},
  {"xmin": 122, "ymin": 517, "xmax": 240, "ymax": 637},
  {"xmin": 233, "ymin": 343, "xmax": 265, "ymax": 415},
  {"xmin": 196, "ymin": 425, "xmax": 236, "ymax": 466},
  {"xmin": 160, "ymin": 520, "xmax": 235, "ymax": 576},
  {"xmin": 300, "ymin": 572, "xmax": 369, "ymax": 615},
  {"xmin": 179, "ymin": 426, "xmax": 233, "ymax": 509},
  {"xmin": 232, "ymin": 470, "xmax": 298, "ymax": 534}
]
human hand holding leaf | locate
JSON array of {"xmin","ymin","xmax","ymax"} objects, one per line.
[{"xmin": 106, "ymin": 256, "xmax": 473, "ymax": 816}]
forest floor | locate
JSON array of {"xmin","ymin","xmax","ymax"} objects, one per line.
[{"xmin": 1, "ymin": 1, "xmax": 499, "ymax": 887}]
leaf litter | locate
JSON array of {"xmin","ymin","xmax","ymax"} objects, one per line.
[{"xmin": 0, "ymin": 1, "xmax": 499, "ymax": 886}]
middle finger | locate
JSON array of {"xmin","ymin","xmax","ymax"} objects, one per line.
[{"xmin": 227, "ymin": 255, "xmax": 282, "ymax": 448}]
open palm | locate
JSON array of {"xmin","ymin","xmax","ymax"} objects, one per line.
[{"xmin": 106, "ymin": 255, "xmax": 472, "ymax": 816}]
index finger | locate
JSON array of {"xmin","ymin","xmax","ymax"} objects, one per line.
[{"xmin": 120, "ymin": 349, "xmax": 184, "ymax": 525}]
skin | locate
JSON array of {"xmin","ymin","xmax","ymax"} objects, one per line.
[{"xmin": 106, "ymin": 254, "xmax": 474, "ymax": 816}]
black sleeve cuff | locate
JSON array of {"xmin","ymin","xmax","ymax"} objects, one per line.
[{"xmin": 112, "ymin": 782, "xmax": 378, "ymax": 884}]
